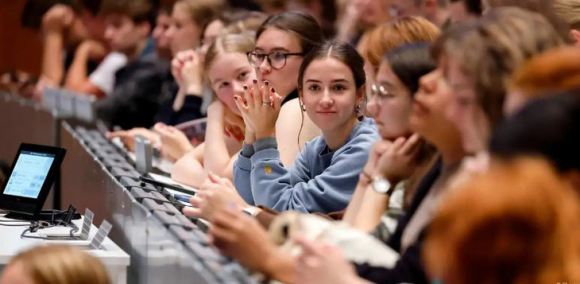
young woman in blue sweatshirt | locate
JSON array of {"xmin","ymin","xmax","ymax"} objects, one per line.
[{"xmin": 233, "ymin": 41, "xmax": 380, "ymax": 213}]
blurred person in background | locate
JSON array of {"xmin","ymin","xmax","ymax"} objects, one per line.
[
  {"xmin": 0, "ymin": 245, "xmax": 110, "ymax": 284},
  {"xmin": 553, "ymin": 0, "xmax": 580, "ymax": 44},
  {"xmin": 424, "ymin": 158, "xmax": 580, "ymax": 284},
  {"xmin": 441, "ymin": 7, "xmax": 562, "ymax": 160},
  {"xmin": 336, "ymin": 0, "xmax": 392, "ymax": 45},
  {"xmin": 356, "ymin": 16, "xmax": 439, "ymax": 101},
  {"xmin": 505, "ymin": 46, "xmax": 580, "ymax": 115},
  {"xmin": 19, "ymin": 0, "xmax": 107, "ymax": 99},
  {"xmin": 449, "ymin": 0, "xmax": 482, "ymax": 23},
  {"xmin": 491, "ymin": 92, "xmax": 580, "ymax": 192},
  {"xmin": 94, "ymin": 0, "xmax": 166, "ymax": 130}
]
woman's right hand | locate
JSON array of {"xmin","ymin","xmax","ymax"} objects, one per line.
[
  {"xmin": 372, "ymin": 134, "xmax": 421, "ymax": 185},
  {"xmin": 107, "ymin": 128, "xmax": 159, "ymax": 152},
  {"xmin": 208, "ymin": 204, "xmax": 281, "ymax": 273},
  {"xmin": 171, "ymin": 50, "xmax": 203, "ymax": 94}
]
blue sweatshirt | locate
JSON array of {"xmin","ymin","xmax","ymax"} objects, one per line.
[{"xmin": 233, "ymin": 117, "xmax": 380, "ymax": 213}]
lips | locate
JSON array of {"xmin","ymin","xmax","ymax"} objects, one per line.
[{"xmin": 316, "ymin": 111, "xmax": 336, "ymax": 115}]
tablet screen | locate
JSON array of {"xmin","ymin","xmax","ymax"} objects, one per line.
[{"xmin": 3, "ymin": 151, "xmax": 56, "ymax": 199}]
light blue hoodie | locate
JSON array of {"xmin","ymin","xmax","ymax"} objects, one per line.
[{"xmin": 233, "ymin": 117, "xmax": 380, "ymax": 213}]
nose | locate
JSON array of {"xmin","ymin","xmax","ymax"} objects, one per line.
[
  {"xmin": 366, "ymin": 94, "xmax": 379, "ymax": 118},
  {"xmin": 165, "ymin": 25, "xmax": 175, "ymax": 41},
  {"xmin": 104, "ymin": 26, "xmax": 114, "ymax": 42},
  {"xmin": 258, "ymin": 57, "xmax": 272, "ymax": 75},
  {"xmin": 232, "ymin": 80, "xmax": 245, "ymax": 96},
  {"xmin": 319, "ymin": 89, "xmax": 334, "ymax": 108}
]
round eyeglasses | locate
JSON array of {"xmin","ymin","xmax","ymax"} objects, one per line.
[
  {"xmin": 247, "ymin": 51, "xmax": 304, "ymax": 70},
  {"xmin": 369, "ymin": 84, "xmax": 396, "ymax": 106}
]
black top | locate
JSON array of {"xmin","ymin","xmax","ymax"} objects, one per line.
[
  {"xmin": 281, "ymin": 89, "xmax": 299, "ymax": 107},
  {"xmin": 355, "ymin": 159, "xmax": 443, "ymax": 284},
  {"xmin": 95, "ymin": 52, "xmax": 170, "ymax": 130},
  {"xmin": 154, "ymin": 77, "xmax": 205, "ymax": 126}
]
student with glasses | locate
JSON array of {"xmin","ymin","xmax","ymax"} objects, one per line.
[{"xmin": 232, "ymin": 12, "xmax": 325, "ymax": 206}]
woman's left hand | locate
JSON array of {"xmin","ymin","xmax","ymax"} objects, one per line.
[
  {"xmin": 295, "ymin": 236, "xmax": 366, "ymax": 284},
  {"xmin": 153, "ymin": 123, "xmax": 193, "ymax": 161},
  {"xmin": 234, "ymin": 80, "xmax": 283, "ymax": 140},
  {"xmin": 183, "ymin": 172, "xmax": 247, "ymax": 221}
]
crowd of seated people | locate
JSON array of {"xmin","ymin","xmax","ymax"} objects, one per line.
[{"xmin": 2, "ymin": 0, "xmax": 580, "ymax": 283}]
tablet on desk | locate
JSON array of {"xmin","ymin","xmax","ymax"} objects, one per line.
[{"xmin": 0, "ymin": 144, "xmax": 66, "ymax": 220}]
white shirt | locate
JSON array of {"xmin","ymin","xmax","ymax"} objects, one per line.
[{"xmin": 89, "ymin": 52, "xmax": 128, "ymax": 96}]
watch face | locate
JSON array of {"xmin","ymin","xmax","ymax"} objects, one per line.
[{"xmin": 373, "ymin": 177, "xmax": 391, "ymax": 194}]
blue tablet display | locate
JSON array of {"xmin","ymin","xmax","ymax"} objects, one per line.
[{"xmin": 4, "ymin": 151, "xmax": 56, "ymax": 199}]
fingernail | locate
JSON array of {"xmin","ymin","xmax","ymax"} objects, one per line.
[
  {"xmin": 265, "ymin": 80, "xmax": 269, "ymax": 86},
  {"xmin": 243, "ymin": 85, "xmax": 248, "ymax": 90},
  {"xmin": 253, "ymin": 79, "xmax": 257, "ymax": 84},
  {"xmin": 271, "ymin": 87, "xmax": 275, "ymax": 93},
  {"xmin": 234, "ymin": 95, "xmax": 239, "ymax": 100}
]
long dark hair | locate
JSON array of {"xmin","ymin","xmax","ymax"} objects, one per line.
[
  {"xmin": 385, "ymin": 42, "xmax": 437, "ymax": 96},
  {"xmin": 382, "ymin": 43, "xmax": 439, "ymax": 209},
  {"xmin": 256, "ymin": 12, "xmax": 325, "ymax": 54}
]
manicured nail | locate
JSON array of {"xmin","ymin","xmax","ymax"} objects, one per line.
[
  {"xmin": 243, "ymin": 85, "xmax": 248, "ymax": 90},
  {"xmin": 234, "ymin": 95, "xmax": 239, "ymax": 100},
  {"xmin": 253, "ymin": 79, "xmax": 257, "ymax": 84},
  {"xmin": 271, "ymin": 87, "xmax": 275, "ymax": 93},
  {"xmin": 265, "ymin": 80, "xmax": 269, "ymax": 86}
]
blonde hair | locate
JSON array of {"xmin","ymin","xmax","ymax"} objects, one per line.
[
  {"xmin": 358, "ymin": 16, "xmax": 440, "ymax": 75},
  {"xmin": 424, "ymin": 158, "xmax": 580, "ymax": 284},
  {"xmin": 8, "ymin": 245, "xmax": 110, "ymax": 284},
  {"xmin": 175, "ymin": 0, "xmax": 225, "ymax": 27},
  {"xmin": 203, "ymin": 33, "xmax": 255, "ymax": 75},
  {"xmin": 553, "ymin": 0, "xmax": 580, "ymax": 29},
  {"xmin": 221, "ymin": 12, "xmax": 267, "ymax": 35}
]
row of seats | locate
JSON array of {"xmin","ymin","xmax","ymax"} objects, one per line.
[
  {"xmin": 0, "ymin": 91, "xmax": 255, "ymax": 284},
  {"xmin": 70, "ymin": 125, "xmax": 256, "ymax": 284}
]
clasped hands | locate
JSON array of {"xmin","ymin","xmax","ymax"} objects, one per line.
[{"xmin": 234, "ymin": 80, "xmax": 283, "ymax": 144}]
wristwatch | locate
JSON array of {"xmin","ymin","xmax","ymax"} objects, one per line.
[{"xmin": 372, "ymin": 176, "xmax": 394, "ymax": 195}]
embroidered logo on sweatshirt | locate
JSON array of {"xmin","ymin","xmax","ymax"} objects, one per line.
[{"xmin": 264, "ymin": 166, "xmax": 272, "ymax": 175}]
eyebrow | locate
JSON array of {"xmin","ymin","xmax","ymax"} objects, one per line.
[
  {"xmin": 255, "ymin": 47, "xmax": 291, "ymax": 53},
  {"xmin": 305, "ymin": 79, "xmax": 351, "ymax": 84}
]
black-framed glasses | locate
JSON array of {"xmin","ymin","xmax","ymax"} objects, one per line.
[{"xmin": 247, "ymin": 51, "xmax": 305, "ymax": 70}]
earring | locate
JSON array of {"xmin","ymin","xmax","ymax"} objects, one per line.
[
  {"xmin": 301, "ymin": 104, "xmax": 306, "ymax": 112},
  {"xmin": 355, "ymin": 104, "xmax": 363, "ymax": 117}
]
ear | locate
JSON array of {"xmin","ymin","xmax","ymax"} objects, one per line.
[
  {"xmin": 569, "ymin": 29, "xmax": 580, "ymax": 46},
  {"xmin": 356, "ymin": 84, "xmax": 366, "ymax": 104},
  {"xmin": 298, "ymin": 88, "xmax": 306, "ymax": 111}
]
